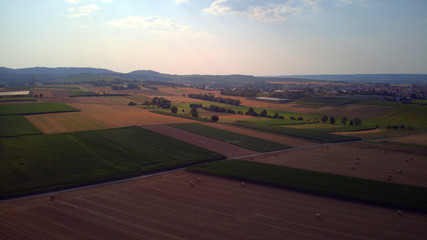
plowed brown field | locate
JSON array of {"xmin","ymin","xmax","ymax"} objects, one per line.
[
  {"xmin": 243, "ymin": 144, "xmax": 427, "ymax": 187},
  {"xmin": 388, "ymin": 133, "xmax": 427, "ymax": 146},
  {"xmin": 144, "ymin": 125, "xmax": 256, "ymax": 158},
  {"xmin": 1, "ymin": 171, "xmax": 426, "ymax": 240}
]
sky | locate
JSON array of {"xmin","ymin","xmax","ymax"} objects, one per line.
[{"xmin": 0, "ymin": 0, "xmax": 426, "ymax": 75}]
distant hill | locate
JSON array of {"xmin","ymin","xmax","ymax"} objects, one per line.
[
  {"xmin": 1, "ymin": 67, "xmax": 426, "ymax": 86},
  {"xmin": 278, "ymin": 74, "xmax": 427, "ymax": 84}
]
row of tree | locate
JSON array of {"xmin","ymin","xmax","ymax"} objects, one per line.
[
  {"xmin": 220, "ymin": 89, "xmax": 259, "ymax": 97},
  {"xmin": 321, "ymin": 115, "xmax": 362, "ymax": 126},
  {"xmin": 187, "ymin": 93, "xmax": 241, "ymax": 106},
  {"xmin": 142, "ymin": 97, "xmax": 171, "ymax": 109}
]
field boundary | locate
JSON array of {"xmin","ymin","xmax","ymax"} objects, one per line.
[{"xmin": 187, "ymin": 160, "xmax": 427, "ymax": 213}]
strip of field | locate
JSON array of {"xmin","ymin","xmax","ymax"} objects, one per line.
[
  {"xmin": 144, "ymin": 125, "xmax": 256, "ymax": 158},
  {"xmin": 170, "ymin": 123, "xmax": 290, "ymax": 152},
  {"xmin": 2, "ymin": 171, "xmax": 426, "ymax": 240},
  {"xmin": 0, "ymin": 126, "xmax": 224, "ymax": 199},
  {"xmin": 0, "ymin": 102, "xmax": 79, "ymax": 115},
  {"xmin": 188, "ymin": 160, "xmax": 427, "ymax": 212},
  {"xmin": 201, "ymin": 122, "xmax": 314, "ymax": 147},
  {"xmin": 388, "ymin": 133, "xmax": 427, "ymax": 146},
  {"xmin": 0, "ymin": 115, "xmax": 42, "ymax": 137},
  {"xmin": 369, "ymin": 105, "xmax": 427, "ymax": 127},
  {"xmin": 0, "ymin": 97, "xmax": 37, "ymax": 102},
  {"xmin": 243, "ymin": 143, "xmax": 427, "ymax": 187},
  {"xmin": 229, "ymin": 121, "xmax": 361, "ymax": 143}
]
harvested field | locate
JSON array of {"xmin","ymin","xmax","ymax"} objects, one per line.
[
  {"xmin": 388, "ymin": 133, "xmax": 427, "ymax": 146},
  {"xmin": 201, "ymin": 122, "xmax": 313, "ymax": 147},
  {"xmin": 157, "ymin": 86, "xmax": 220, "ymax": 96},
  {"xmin": 145, "ymin": 125, "xmax": 256, "ymax": 158},
  {"xmin": 310, "ymin": 104, "xmax": 395, "ymax": 118},
  {"xmin": 0, "ymin": 171, "xmax": 426, "ymax": 240},
  {"xmin": 32, "ymin": 90, "xmax": 54, "ymax": 98},
  {"xmin": 243, "ymin": 144, "xmax": 427, "ymax": 187},
  {"xmin": 26, "ymin": 104, "xmax": 196, "ymax": 133}
]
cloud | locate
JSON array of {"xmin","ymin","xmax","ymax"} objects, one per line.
[
  {"xmin": 66, "ymin": 0, "xmax": 113, "ymax": 4},
  {"xmin": 175, "ymin": 0, "xmax": 188, "ymax": 3},
  {"xmin": 109, "ymin": 16, "xmax": 209, "ymax": 40},
  {"xmin": 67, "ymin": 0, "xmax": 82, "ymax": 3},
  {"xmin": 203, "ymin": 0, "xmax": 321, "ymax": 22},
  {"xmin": 68, "ymin": 4, "xmax": 100, "ymax": 17}
]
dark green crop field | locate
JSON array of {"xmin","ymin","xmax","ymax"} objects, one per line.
[
  {"xmin": 0, "ymin": 126, "xmax": 224, "ymax": 199},
  {"xmin": 0, "ymin": 115, "xmax": 42, "ymax": 137},
  {"xmin": 170, "ymin": 123, "xmax": 291, "ymax": 152},
  {"xmin": 188, "ymin": 160, "xmax": 427, "ymax": 213},
  {"xmin": 0, "ymin": 102, "xmax": 79, "ymax": 115},
  {"xmin": 229, "ymin": 121, "xmax": 361, "ymax": 143}
]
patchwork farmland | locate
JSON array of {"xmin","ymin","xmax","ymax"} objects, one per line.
[{"xmin": 1, "ymin": 82, "xmax": 426, "ymax": 239}]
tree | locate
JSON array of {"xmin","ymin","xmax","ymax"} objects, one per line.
[
  {"xmin": 211, "ymin": 115, "xmax": 219, "ymax": 122},
  {"xmin": 260, "ymin": 109, "xmax": 267, "ymax": 117},
  {"xmin": 191, "ymin": 108, "xmax": 198, "ymax": 118},
  {"xmin": 273, "ymin": 112, "xmax": 279, "ymax": 118},
  {"xmin": 157, "ymin": 97, "xmax": 171, "ymax": 109},
  {"xmin": 171, "ymin": 106, "xmax": 178, "ymax": 114},
  {"xmin": 354, "ymin": 118, "xmax": 362, "ymax": 126},
  {"xmin": 247, "ymin": 107, "xmax": 256, "ymax": 116},
  {"xmin": 329, "ymin": 116, "xmax": 335, "ymax": 124},
  {"xmin": 151, "ymin": 97, "xmax": 159, "ymax": 107},
  {"xmin": 128, "ymin": 101, "xmax": 137, "ymax": 106},
  {"xmin": 349, "ymin": 119, "xmax": 354, "ymax": 126},
  {"xmin": 144, "ymin": 101, "xmax": 150, "ymax": 107},
  {"xmin": 341, "ymin": 117, "xmax": 348, "ymax": 125},
  {"xmin": 321, "ymin": 115, "xmax": 328, "ymax": 123}
]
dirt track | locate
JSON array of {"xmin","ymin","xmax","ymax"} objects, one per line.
[
  {"xmin": 1, "ymin": 171, "xmax": 426, "ymax": 240},
  {"xmin": 144, "ymin": 125, "xmax": 256, "ymax": 158},
  {"xmin": 243, "ymin": 144, "xmax": 427, "ymax": 187}
]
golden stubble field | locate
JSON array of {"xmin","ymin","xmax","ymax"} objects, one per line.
[
  {"xmin": 1, "ymin": 171, "xmax": 426, "ymax": 240},
  {"xmin": 26, "ymin": 103, "xmax": 196, "ymax": 133},
  {"xmin": 243, "ymin": 143, "xmax": 427, "ymax": 187}
]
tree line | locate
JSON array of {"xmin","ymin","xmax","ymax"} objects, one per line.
[{"xmin": 187, "ymin": 93, "xmax": 241, "ymax": 106}]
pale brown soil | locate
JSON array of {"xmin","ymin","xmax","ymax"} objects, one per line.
[
  {"xmin": 310, "ymin": 104, "xmax": 395, "ymax": 118},
  {"xmin": 244, "ymin": 144, "xmax": 427, "ymax": 187},
  {"xmin": 388, "ymin": 133, "xmax": 427, "ymax": 146},
  {"xmin": 0, "ymin": 101, "xmax": 35, "ymax": 105},
  {"xmin": 144, "ymin": 125, "xmax": 256, "ymax": 158},
  {"xmin": 26, "ymin": 104, "xmax": 196, "ymax": 134},
  {"xmin": 1, "ymin": 171, "xmax": 426, "ymax": 240},
  {"xmin": 333, "ymin": 128, "xmax": 384, "ymax": 135},
  {"xmin": 201, "ymin": 122, "xmax": 314, "ymax": 147}
]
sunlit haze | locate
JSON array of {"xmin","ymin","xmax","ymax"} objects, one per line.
[{"xmin": 1, "ymin": 0, "xmax": 426, "ymax": 75}]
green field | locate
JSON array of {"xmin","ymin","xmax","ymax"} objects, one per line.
[
  {"xmin": 0, "ymin": 126, "xmax": 224, "ymax": 199},
  {"xmin": 369, "ymin": 105, "xmax": 427, "ymax": 127},
  {"xmin": 0, "ymin": 102, "xmax": 79, "ymax": 115},
  {"xmin": 187, "ymin": 160, "xmax": 427, "ymax": 212},
  {"xmin": 170, "ymin": 123, "xmax": 290, "ymax": 152},
  {"xmin": 229, "ymin": 121, "xmax": 361, "ymax": 143},
  {"xmin": 297, "ymin": 96, "xmax": 361, "ymax": 106},
  {"xmin": 0, "ymin": 115, "xmax": 42, "ymax": 137},
  {"xmin": 0, "ymin": 97, "xmax": 37, "ymax": 102}
]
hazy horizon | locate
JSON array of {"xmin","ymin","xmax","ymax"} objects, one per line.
[{"xmin": 1, "ymin": 0, "xmax": 426, "ymax": 75}]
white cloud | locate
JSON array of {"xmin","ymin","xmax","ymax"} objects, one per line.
[
  {"xmin": 203, "ymin": 0, "xmax": 321, "ymax": 22},
  {"xmin": 68, "ymin": 4, "xmax": 100, "ymax": 17},
  {"xmin": 109, "ymin": 16, "xmax": 188, "ymax": 32},
  {"xmin": 109, "ymin": 16, "xmax": 209, "ymax": 40},
  {"xmin": 175, "ymin": 0, "xmax": 188, "ymax": 3},
  {"xmin": 203, "ymin": 0, "xmax": 231, "ymax": 15},
  {"xmin": 66, "ymin": 0, "xmax": 113, "ymax": 4}
]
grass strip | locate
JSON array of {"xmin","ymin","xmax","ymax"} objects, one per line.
[
  {"xmin": 150, "ymin": 109, "xmax": 214, "ymax": 122},
  {"xmin": 170, "ymin": 123, "xmax": 291, "ymax": 152},
  {"xmin": 187, "ymin": 160, "xmax": 427, "ymax": 213},
  {"xmin": 0, "ymin": 102, "xmax": 79, "ymax": 116},
  {"xmin": 0, "ymin": 126, "xmax": 224, "ymax": 199},
  {"xmin": 230, "ymin": 121, "xmax": 361, "ymax": 143},
  {"xmin": 0, "ymin": 115, "xmax": 42, "ymax": 137}
]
